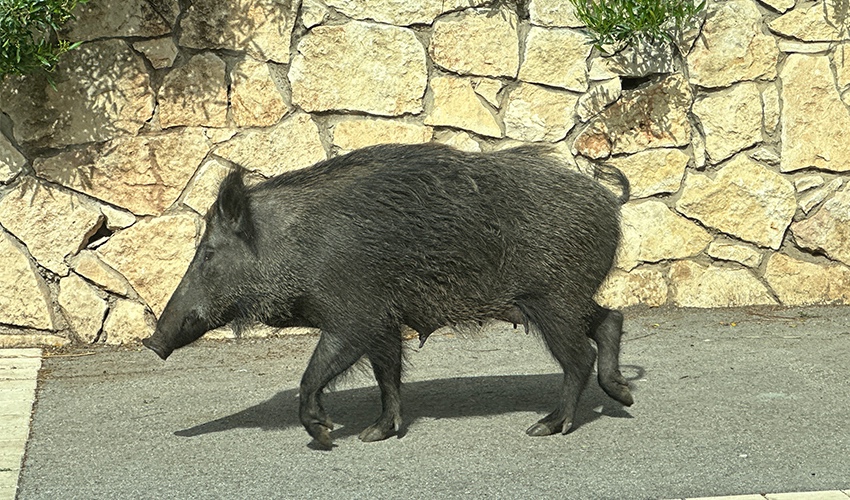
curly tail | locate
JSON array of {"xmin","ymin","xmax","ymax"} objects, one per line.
[{"xmin": 593, "ymin": 163, "xmax": 630, "ymax": 205}]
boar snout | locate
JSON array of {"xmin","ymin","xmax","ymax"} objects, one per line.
[{"xmin": 142, "ymin": 337, "xmax": 173, "ymax": 361}]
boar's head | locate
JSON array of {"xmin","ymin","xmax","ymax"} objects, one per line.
[{"xmin": 143, "ymin": 169, "xmax": 258, "ymax": 360}]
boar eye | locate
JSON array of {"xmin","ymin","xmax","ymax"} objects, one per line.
[{"xmin": 202, "ymin": 249, "xmax": 215, "ymax": 262}]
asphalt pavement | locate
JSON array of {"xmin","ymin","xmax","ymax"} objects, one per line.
[{"xmin": 13, "ymin": 305, "xmax": 850, "ymax": 499}]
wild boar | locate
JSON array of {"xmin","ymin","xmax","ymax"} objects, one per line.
[{"xmin": 143, "ymin": 143, "xmax": 632, "ymax": 448}]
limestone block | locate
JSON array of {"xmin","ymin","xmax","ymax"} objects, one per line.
[
  {"xmin": 692, "ymin": 82, "xmax": 763, "ymax": 162},
  {"xmin": 834, "ymin": 44, "xmax": 850, "ymax": 91},
  {"xmin": 595, "ymin": 267, "xmax": 668, "ymax": 308},
  {"xmin": 606, "ymin": 148, "xmax": 688, "ymax": 199},
  {"xmin": 183, "ymin": 158, "xmax": 231, "ymax": 215},
  {"xmin": 216, "ymin": 113, "xmax": 326, "ymax": 178},
  {"xmin": 504, "ymin": 83, "xmax": 578, "ymax": 142},
  {"xmin": 799, "ymin": 178, "xmax": 843, "ymax": 214},
  {"xmin": 780, "ymin": 55, "xmax": 850, "ymax": 173},
  {"xmin": 301, "ymin": 0, "xmax": 327, "ymax": 28},
  {"xmin": 64, "ymin": 0, "xmax": 177, "ymax": 41},
  {"xmin": 574, "ymin": 75, "xmax": 691, "ymax": 158},
  {"xmin": 180, "ymin": 0, "xmax": 298, "ymax": 63},
  {"xmin": 692, "ymin": 126, "xmax": 707, "ymax": 169},
  {"xmin": 546, "ymin": 141, "xmax": 578, "ymax": 166},
  {"xmin": 769, "ymin": 2, "xmax": 850, "ymax": 41},
  {"xmin": 97, "ymin": 213, "xmax": 199, "ymax": 317},
  {"xmin": 434, "ymin": 131, "xmax": 482, "ymax": 152},
  {"xmin": 472, "ymin": 78, "xmax": 502, "ymax": 107},
  {"xmin": 430, "ymin": 9, "xmax": 519, "ymax": 78},
  {"xmin": 778, "ymin": 40, "xmax": 833, "ymax": 53},
  {"xmin": 687, "ymin": 0, "xmax": 779, "ymax": 88},
  {"xmin": 676, "ymin": 154, "xmax": 796, "ymax": 249},
  {"xmin": 761, "ymin": 85, "xmax": 780, "ymax": 135},
  {"xmin": 205, "ymin": 129, "xmax": 238, "ymax": 144},
  {"xmin": 0, "ymin": 231, "xmax": 55, "ymax": 330},
  {"xmin": 69, "ymin": 250, "xmax": 134, "ymax": 297},
  {"xmin": 132, "ymin": 38, "xmax": 178, "ymax": 69},
  {"xmin": 791, "ymin": 186, "xmax": 850, "ymax": 266},
  {"xmin": 588, "ymin": 42, "xmax": 676, "ymax": 78},
  {"xmin": 520, "ymin": 27, "xmax": 591, "ymax": 92},
  {"xmin": 528, "ymin": 0, "xmax": 583, "ymax": 27},
  {"xmin": 795, "ymin": 175, "xmax": 825, "ymax": 193},
  {"xmin": 34, "ymin": 128, "xmax": 210, "ymax": 216},
  {"xmin": 290, "ymin": 22, "xmax": 427, "ymax": 116},
  {"xmin": 749, "ymin": 147, "xmax": 780, "ymax": 166},
  {"xmin": 616, "ymin": 201, "xmax": 712, "ymax": 271},
  {"xmin": 577, "ymin": 79, "xmax": 621, "ymax": 122},
  {"xmin": 243, "ymin": 324, "xmax": 318, "ymax": 338},
  {"xmin": 231, "ymin": 58, "xmax": 289, "ymax": 128},
  {"xmin": 425, "ymin": 76, "xmax": 502, "ymax": 138},
  {"xmin": 159, "ymin": 53, "xmax": 227, "ymax": 129},
  {"xmin": 706, "ymin": 240, "xmax": 763, "ymax": 267},
  {"xmin": 670, "ymin": 260, "xmax": 777, "ymax": 308},
  {"xmin": 204, "ymin": 325, "xmax": 236, "ymax": 340},
  {"xmin": 758, "ymin": 0, "xmax": 794, "ymax": 13},
  {"xmin": 99, "ymin": 205, "xmax": 136, "ymax": 230},
  {"xmin": 588, "ymin": 58, "xmax": 618, "ymax": 82},
  {"xmin": 0, "ymin": 40, "xmax": 153, "ymax": 148},
  {"xmin": 0, "ymin": 133, "xmax": 25, "ymax": 183},
  {"xmin": 102, "ymin": 300, "xmax": 154, "ymax": 345},
  {"xmin": 0, "ymin": 178, "xmax": 103, "ymax": 275},
  {"xmin": 58, "ymin": 274, "xmax": 107, "ymax": 343},
  {"xmin": 0, "ymin": 335, "xmax": 69, "ymax": 348},
  {"xmin": 765, "ymin": 253, "xmax": 850, "ymax": 305},
  {"xmin": 332, "ymin": 118, "xmax": 432, "ymax": 152},
  {"xmin": 323, "ymin": 0, "xmax": 487, "ymax": 25}
]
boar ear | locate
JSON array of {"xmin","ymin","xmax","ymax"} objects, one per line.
[{"xmin": 215, "ymin": 169, "xmax": 257, "ymax": 252}]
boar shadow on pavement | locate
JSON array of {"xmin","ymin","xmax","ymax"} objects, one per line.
[{"xmin": 174, "ymin": 370, "xmax": 639, "ymax": 441}]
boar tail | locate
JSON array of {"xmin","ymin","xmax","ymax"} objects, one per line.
[{"xmin": 593, "ymin": 163, "xmax": 630, "ymax": 205}]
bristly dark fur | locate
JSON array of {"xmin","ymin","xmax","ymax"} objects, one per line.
[{"xmin": 146, "ymin": 142, "xmax": 634, "ymax": 448}]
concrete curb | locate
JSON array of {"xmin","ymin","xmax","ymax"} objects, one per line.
[
  {"xmin": 675, "ymin": 492, "xmax": 850, "ymax": 500},
  {"xmin": 0, "ymin": 349, "xmax": 41, "ymax": 500}
]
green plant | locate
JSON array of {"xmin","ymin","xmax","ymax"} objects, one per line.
[
  {"xmin": 570, "ymin": 0, "xmax": 705, "ymax": 54},
  {"xmin": 0, "ymin": 0, "xmax": 88, "ymax": 79}
]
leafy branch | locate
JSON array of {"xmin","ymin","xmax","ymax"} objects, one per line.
[
  {"xmin": 569, "ymin": 0, "xmax": 705, "ymax": 54},
  {"xmin": 0, "ymin": 0, "xmax": 88, "ymax": 80}
]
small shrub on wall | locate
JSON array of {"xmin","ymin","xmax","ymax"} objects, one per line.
[
  {"xmin": 0, "ymin": 0, "xmax": 88, "ymax": 79},
  {"xmin": 569, "ymin": 0, "xmax": 705, "ymax": 53}
]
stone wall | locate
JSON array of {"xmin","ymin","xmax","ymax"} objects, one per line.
[{"xmin": 1, "ymin": 0, "xmax": 849, "ymax": 347}]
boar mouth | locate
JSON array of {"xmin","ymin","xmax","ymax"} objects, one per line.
[{"xmin": 141, "ymin": 337, "xmax": 173, "ymax": 361}]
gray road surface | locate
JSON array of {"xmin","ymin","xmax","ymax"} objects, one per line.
[{"xmin": 17, "ymin": 306, "xmax": 850, "ymax": 499}]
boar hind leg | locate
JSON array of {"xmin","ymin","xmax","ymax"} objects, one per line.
[
  {"xmin": 524, "ymin": 301, "xmax": 596, "ymax": 437},
  {"xmin": 359, "ymin": 332, "xmax": 403, "ymax": 442},
  {"xmin": 589, "ymin": 307, "xmax": 634, "ymax": 407},
  {"xmin": 300, "ymin": 332, "xmax": 367, "ymax": 449}
]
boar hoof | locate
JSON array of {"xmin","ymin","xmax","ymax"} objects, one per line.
[
  {"xmin": 525, "ymin": 419, "xmax": 571, "ymax": 437},
  {"xmin": 307, "ymin": 423, "xmax": 334, "ymax": 450},
  {"xmin": 525, "ymin": 422, "xmax": 557, "ymax": 436},
  {"xmin": 358, "ymin": 423, "xmax": 396, "ymax": 443},
  {"xmin": 600, "ymin": 377, "xmax": 634, "ymax": 407}
]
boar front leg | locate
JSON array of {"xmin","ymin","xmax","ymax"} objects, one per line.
[
  {"xmin": 300, "ymin": 331, "xmax": 366, "ymax": 449},
  {"xmin": 359, "ymin": 331, "xmax": 403, "ymax": 442}
]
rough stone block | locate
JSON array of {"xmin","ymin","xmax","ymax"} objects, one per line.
[
  {"xmin": 430, "ymin": 9, "xmax": 519, "ymax": 78},
  {"xmin": 676, "ymin": 154, "xmax": 796, "ymax": 249},
  {"xmin": 670, "ymin": 260, "xmax": 776, "ymax": 308},
  {"xmin": 687, "ymin": 0, "xmax": 779, "ymax": 88},
  {"xmin": 425, "ymin": 76, "xmax": 502, "ymax": 138},
  {"xmin": 290, "ymin": 22, "xmax": 427, "ymax": 116}
]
